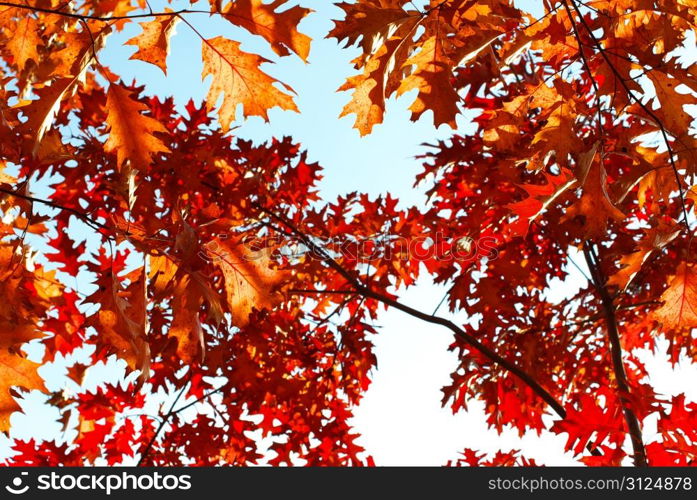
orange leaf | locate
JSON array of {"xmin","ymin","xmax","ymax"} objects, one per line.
[
  {"xmin": 88, "ymin": 270, "xmax": 150, "ymax": 380},
  {"xmin": 0, "ymin": 350, "xmax": 44, "ymax": 432},
  {"xmin": 6, "ymin": 17, "xmax": 42, "ymax": 70},
  {"xmin": 329, "ymin": 1, "xmax": 412, "ymax": 56},
  {"xmin": 338, "ymin": 19, "xmax": 418, "ymax": 135},
  {"xmin": 396, "ymin": 36, "xmax": 461, "ymax": 127},
  {"xmin": 211, "ymin": 237, "xmax": 288, "ymax": 328},
  {"xmin": 654, "ymin": 263, "xmax": 697, "ymax": 329},
  {"xmin": 608, "ymin": 219, "xmax": 680, "ymax": 290},
  {"xmin": 169, "ymin": 275, "xmax": 205, "ymax": 364},
  {"xmin": 201, "ymin": 37, "xmax": 297, "ymax": 131},
  {"xmin": 104, "ymin": 84, "xmax": 170, "ymax": 171},
  {"xmin": 223, "ymin": 0, "xmax": 312, "ymax": 61},
  {"xmin": 563, "ymin": 145, "xmax": 624, "ymax": 238},
  {"xmin": 0, "ymin": 246, "xmax": 51, "ymax": 432},
  {"xmin": 19, "ymin": 78, "xmax": 76, "ymax": 155},
  {"xmin": 125, "ymin": 12, "xmax": 179, "ymax": 74}
]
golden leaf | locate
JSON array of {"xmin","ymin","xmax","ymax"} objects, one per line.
[{"xmin": 654, "ymin": 263, "xmax": 697, "ymax": 329}]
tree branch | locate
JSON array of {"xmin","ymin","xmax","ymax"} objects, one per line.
[
  {"xmin": 0, "ymin": 186, "xmax": 112, "ymax": 234},
  {"xmin": 582, "ymin": 242, "xmax": 647, "ymax": 466},
  {"xmin": 137, "ymin": 377, "xmax": 192, "ymax": 466},
  {"xmin": 258, "ymin": 205, "xmax": 568, "ymax": 418},
  {"xmin": 0, "ymin": 2, "xmax": 212, "ymax": 21}
]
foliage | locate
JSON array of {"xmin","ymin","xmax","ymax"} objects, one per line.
[{"xmin": 0, "ymin": 0, "xmax": 695, "ymax": 466}]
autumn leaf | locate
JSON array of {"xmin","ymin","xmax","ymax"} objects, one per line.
[
  {"xmin": 530, "ymin": 85, "xmax": 584, "ymax": 167},
  {"xmin": 551, "ymin": 393, "xmax": 625, "ymax": 456},
  {"xmin": 104, "ymin": 83, "xmax": 170, "ymax": 171},
  {"xmin": 169, "ymin": 275, "xmax": 205, "ymax": 364},
  {"xmin": 338, "ymin": 41, "xmax": 394, "ymax": 136},
  {"xmin": 338, "ymin": 19, "xmax": 419, "ymax": 135},
  {"xmin": 6, "ymin": 17, "xmax": 42, "ymax": 70},
  {"xmin": 87, "ymin": 270, "xmax": 150, "ymax": 381},
  {"xmin": 49, "ymin": 25, "xmax": 111, "ymax": 79},
  {"xmin": 18, "ymin": 78, "xmax": 76, "ymax": 155},
  {"xmin": 0, "ymin": 246, "xmax": 53, "ymax": 433},
  {"xmin": 507, "ymin": 168, "xmax": 576, "ymax": 236},
  {"xmin": 396, "ymin": 35, "xmax": 460, "ymax": 128},
  {"xmin": 646, "ymin": 71, "xmax": 697, "ymax": 174},
  {"xmin": 202, "ymin": 37, "xmax": 298, "ymax": 131},
  {"xmin": 209, "ymin": 237, "xmax": 288, "ymax": 328},
  {"xmin": 222, "ymin": 0, "xmax": 312, "ymax": 61},
  {"xmin": 0, "ymin": 351, "xmax": 45, "ymax": 432},
  {"xmin": 608, "ymin": 219, "xmax": 680, "ymax": 290},
  {"xmin": 563, "ymin": 148, "xmax": 624, "ymax": 238},
  {"xmin": 654, "ymin": 263, "xmax": 697, "ymax": 329},
  {"xmin": 125, "ymin": 12, "xmax": 179, "ymax": 74},
  {"xmin": 329, "ymin": 0, "xmax": 413, "ymax": 56}
]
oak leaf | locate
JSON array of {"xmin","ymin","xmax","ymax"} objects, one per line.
[
  {"xmin": 396, "ymin": 36, "xmax": 460, "ymax": 128},
  {"xmin": 169, "ymin": 275, "xmax": 205, "ymax": 364},
  {"xmin": 0, "ymin": 351, "xmax": 44, "ymax": 432},
  {"xmin": 88, "ymin": 270, "xmax": 150, "ymax": 380},
  {"xmin": 125, "ymin": 12, "xmax": 179, "ymax": 74},
  {"xmin": 564, "ymin": 147, "xmax": 624, "ymax": 238},
  {"xmin": 201, "ymin": 37, "xmax": 298, "ymax": 131},
  {"xmin": 104, "ymin": 84, "xmax": 170, "ymax": 171},
  {"xmin": 18, "ymin": 78, "xmax": 75, "ymax": 155},
  {"xmin": 6, "ymin": 17, "xmax": 42, "ymax": 70},
  {"xmin": 222, "ymin": 0, "xmax": 312, "ymax": 61},
  {"xmin": 210, "ymin": 237, "xmax": 288, "ymax": 328},
  {"xmin": 608, "ymin": 220, "xmax": 680, "ymax": 290},
  {"xmin": 654, "ymin": 263, "xmax": 697, "ymax": 329}
]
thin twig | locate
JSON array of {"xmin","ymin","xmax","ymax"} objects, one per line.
[
  {"xmin": 137, "ymin": 378, "xmax": 191, "ymax": 466},
  {"xmin": 0, "ymin": 186, "xmax": 111, "ymax": 234}
]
